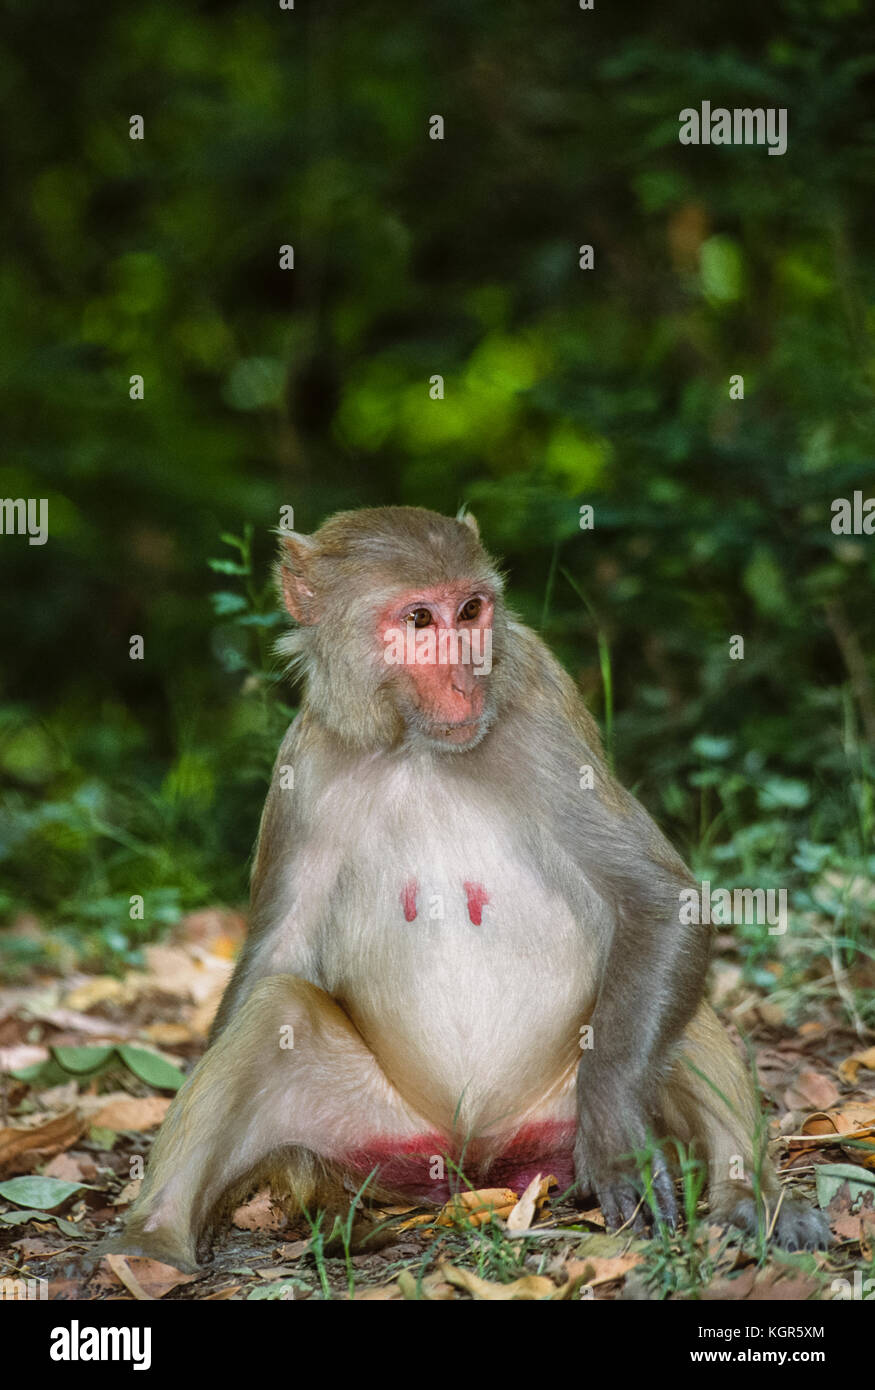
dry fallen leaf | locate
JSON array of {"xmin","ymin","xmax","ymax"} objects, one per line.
[
  {"xmin": 103, "ymin": 1253, "xmax": 195, "ymax": 1299},
  {"xmin": 757, "ymin": 1001, "xmax": 786, "ymax": 1028},
  {"xmin": 838, "ymin": 1047, "xmax": 875, "ymax": 1085},
  {"xmin": 42, "ymin": 1151, "xmax": 93, "ymax": 1182},
  {"xmin": 506, "ymin": 1172, "xmax": 556, "ymax": 1233},
  {"xmin": 355, "ymin": 1283, "xmax": 405, "ymax": 1301},
  {"xmin": 395, "ymin": 1212, "xmax": 438, "ymax": 1232},
  {"xmin": 395, "ymin": 1269, "xmax": 455, "ymax": 1300},
  {"xmin": 35, "ymin": 1081, "xmax": 81, "ymax": 1112},
  {"xmin": 24, "ymin": 1004, "xmax": 133, "ymax": 1038},
  {"xmin": 442, "ymin": 1264, "xmax": 555, "ymax": 1300},
  {"xmin": 435, "ymin": 1187, "xmax": 520, "ymax": 1228},
  {"xmin": 441, "ymin": 1262, "xmax": 583, "ymax": 1301},
  {"xmin": 0, "ymin": 1044, "xmax": 50, "ymax": 1071},
  {"xmin": 142, "ymin": 945, "xmax": 226, "ymax": 1003},
  {"xmin": 232, "ymin": 1191, "xmax": 288, "ymax": 1233},
  {"xmin": 796, "ymin": 1101, "xmax": 875, "ymax": 1139},
  {"xmin": 103, "ymin": 1254, "xmax": 156, "ymax": 1301},
  {"xmin": 0, "ymin": 1111, "xmax": 85, "ymax": 1176},
  {"xmin": 141, "ymin": 1022, "xmax": 196, "ymax": 1047},
  {"xmin": 174, "ymin": 908, "xmax": 246, "ymax": 955},
  {"xmin": 90, "ymin": 1096, "xmax": 171, "ymax": 1133},
  {"xmin": 563, "ymin": 1251, "xmax": 644, "ymax": 1287},
  {"xmin": 788, "ymin": 1102, "xmax": 875, "ymax": 1169},
  {"xmin": 756, "ymin": 1046, "xmax": 804, "ymax": 1088},
  {"xmin": 14, "ymin": 1236, "xmax": 61, "ymax": 1258},
  {"xmin": 783, "ymin": 1069, "xmax": 840, "ymax": 1113},
  {"xmin": 577, "ymin": 1205, "xmax": 606, "ymax": 1228},
  {"xmin": 702, "ymin": 1264, "xmax": 820, "ymax": 1301},
  {"xmin": 65, "ymin": 977, "xmax": 143, "ymax": 1011},
  {"xmin": 273, "ymin": 1239, "xmax": 309, "ymax": 1261},
  {"xmin": 828, "ymin": 1191, "xmax": 875, "ymax": 1249}
]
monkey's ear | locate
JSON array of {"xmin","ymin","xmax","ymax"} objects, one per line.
[
  {"xmin": 457, "ymin": 509, "xmax": 480, "ymax": 541},
  {"xmin": 277, "ymin": 533, "xmax": 319, "ymax": 624}
]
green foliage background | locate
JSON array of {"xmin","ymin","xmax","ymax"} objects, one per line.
[{"xmin": 1, "ymin": 0, "xmax": 873, "ymax": 998}]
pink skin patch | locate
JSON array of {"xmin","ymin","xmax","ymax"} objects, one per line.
[
  {"xmin": 480, "ymin": 1122, "xmax": 576, "ymax": 1195},
  {"xmin": 463, "ymin": 881, "xmax": 489, "ymax": 925},
  {"xmin": 344, "ymin": 1122, "xmax": 576, "ymax": 1203},
  {"xmin": 375, "ymin": 586, "xmax": 494, "ymax": 746},
  {"xmin": 400, "ymin": 880, "xmax": 418, "ymax": 922}
]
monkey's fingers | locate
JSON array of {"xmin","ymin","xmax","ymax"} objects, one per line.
[
  {"xmin": 647, "ymin": 1152, "xmax": 679, "ymax": 1231},
  {"xmin": 599, "ymin": 1180, "xmax": 648, "ymax": 1236},
  {"xmin": 599, "ymin": 1152, "xmax": 678, "ymax": 1236}
]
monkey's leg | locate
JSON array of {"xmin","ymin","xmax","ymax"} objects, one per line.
[
  {"xmin": 662, "ymin": 1002, "xmax": 831, "ymax": 1250},
  {"xmin": 110, "ymin": 976, "xmax": 431, "ymax": 1270}
]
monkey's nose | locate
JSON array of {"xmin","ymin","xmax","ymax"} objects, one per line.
[{"xmin": 449, "ymin": 665, "xmax": 476, "ymax": 698}]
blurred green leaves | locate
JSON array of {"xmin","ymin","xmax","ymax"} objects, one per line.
[
  {"xmin": 0, "ymin": 0, "xmax": 872, "ymax": 994},
  {"xmin": 699, "ymin": 236, "xmax": 745, "ymax": 304}
]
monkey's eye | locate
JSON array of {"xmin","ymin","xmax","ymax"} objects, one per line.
[
  {"xmin": 458, "ymin": 598, "xmax": 482, "ymax": 621},
  {"xmin": 407, "ymin": 607, "xmax": 433, "ymax": 628}
]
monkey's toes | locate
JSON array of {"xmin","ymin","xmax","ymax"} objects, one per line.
[{"xmin": 726, "ymin": 1194, "xmax": 832, "ymax": 1251}]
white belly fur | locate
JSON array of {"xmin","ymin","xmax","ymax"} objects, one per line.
[{"xmin": 310, "ymin": 755, "xmax": 611, "ymax": 1136}]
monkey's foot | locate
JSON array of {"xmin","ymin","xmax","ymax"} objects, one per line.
[
  {"xmin": 723, "ymin": 1193, "xmax": 832, "ymax": 1251},
  {"xmin": 100, "ymin": 1221, "xmax": 200, "ymax": 1274}
]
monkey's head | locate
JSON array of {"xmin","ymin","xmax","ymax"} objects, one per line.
[{"xmin": 276, "ymin": 507, "xmax": 509, "ymax": 753}]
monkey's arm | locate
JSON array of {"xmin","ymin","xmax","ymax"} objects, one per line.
[
  {"xmin": 566, "ymin": 754, "xmax": 707, "ymax": 1230},
  {"xmin": 513, "ymin": 630, "xmax": 706, "ymax": 1230},
  {"xmin": 209, "ymin": 714, "xmax": 331, "ymax": 1039}
]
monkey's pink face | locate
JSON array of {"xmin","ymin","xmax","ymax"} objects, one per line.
[{"xmin": 377, "ymin": 586, "xmax": 495, "ymax": 751}]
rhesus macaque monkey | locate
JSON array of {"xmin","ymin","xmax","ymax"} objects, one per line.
[{"xmin": 113, "ymin": 507, "xmax": 828, "ymax": 1269}]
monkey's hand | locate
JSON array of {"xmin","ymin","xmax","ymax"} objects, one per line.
[{"xmin": 573, "ymin": 1079, "xmax": 678, "ymax": 1235}]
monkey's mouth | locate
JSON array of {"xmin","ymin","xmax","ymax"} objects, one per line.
[
  {"xmin": 437, "ymin": 718, "xmax": 479, "ymax": 738},
  {"xmin": 428, "ymin": 715, "xmax": 490, "ymax": 749}
]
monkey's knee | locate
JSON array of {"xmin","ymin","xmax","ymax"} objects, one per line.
[
  {"xmin": 233, "ymin": 974, "xmax": 366, "ymax": 1054},
  {"xmin": 106, "ymin": 979, "xmax": 319, "ymax": 1265},
  {"xmin": 108, "ymin": 975, "xmax": 397, "ymax": 1269},
  {"xmin": 233, "ymin": 972, "xmax": 339, "ymax": 1025}
]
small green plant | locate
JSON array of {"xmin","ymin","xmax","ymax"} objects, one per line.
[
  {"xmin": 460, "ymin": 1212, "xmax": 533, "ymax": 1286},
  {"xmin": 208, "ymin": 527, "xmax": 288, "ymax": 693},
  {"xmin": 300, "ymin": 1208, "xmax": 333, "ymax": 1300},
  {"xmin": 683, "ymin": 1055, "xmax": 773, "ymax": 1263},
  {"xmin": 300, "ymin": 1169, "xmax": 381, "ymax": 1299},
  {"xmin": 641, "ymin": 1139, "xmax": 712, "ymax": 1298}
]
